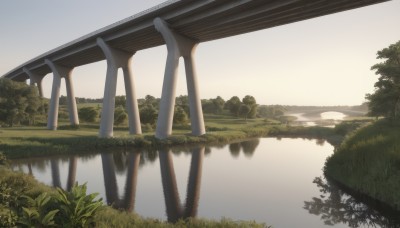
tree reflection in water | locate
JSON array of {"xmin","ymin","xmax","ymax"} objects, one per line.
[
  {"xmin": 304, "ymin": 177, "xmax": 400, "ymax": 228},
  {"xmin": 228, "ymin": 139, "xmax": 259, "ymax": 158}
]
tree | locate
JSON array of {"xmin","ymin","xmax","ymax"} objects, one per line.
[
  {"xmin": 175, "ymin": 95, "xmax": 189, "ymax": 115},
  {"xmin": 212, "ymin": 96, "xmax": 225, "ymax": 114},
  {"xmin": 0, "ymin": 78, "xmax": 41, "ymax": 126},
  {"xmin": 140, "ymin": 104, "xmax": 158, "ymax": 125},
  {"xmin": 238, "ymin": 104, "xmax": 251, "ymax": 120},
  {"xmin": 78, "ymin": 107, "xmax": 99, "ymax": 123},
  {"xmin": 114, "ymin": 106, "xmax": 127, "ymax": 126},
  {"xmin": 173, "ymin": 106, "xmax": 188, "ymax": 125},
  {"xmin": 224, "ymin": 96, "xmax": 241, "ymax": 116},
  {"xmin": 242, "ymin": 95, "xmax": 258, "ymax": 119},
  {"xmin": 366, "ymin": 40, "xmax": 400, "ymax": 119},
  {"xmin": 115, "ymin": 95, "xmax": 126, "ymax": 108}
]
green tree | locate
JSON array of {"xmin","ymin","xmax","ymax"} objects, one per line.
[
  {"xmin": 366, "ymin": 40, "xmax": 400, "ymax": 119},
  {"xmin": 242, "ymin": 95, "xmax": 258, "ymax": 119},
  {"xmin": 238, "ymin": 104, "xmax": 251, "ymax": 121},
  {"xmin": 175, "ymin": 95, "xmax": 189, "ymax": 115},
  {"xmin": 0, "ymin": 78, "xmax": 41, "ymax": 127},
  {"xmin": 173, "ymin": 106, "xmax": 188, "ymax": 125},
  {"xmin": 78, "ymin": 107, "xmax": 99, "ymax": 123},
  {"xmin": 224, "ymin": 96, "xmax": 241, "ymax": 116},
  {"xmin": 114, "ymin": 106, "xmax": 127, "ymax": 126},
  {"xmin": 115, "ymin": 96, "xmax": 126, "ymax": 108},
  {"xmin": 139, "ymin": 105, "xmax": 158, "ymax": 125},
  {"xmin": 212, "ymin": 96, "xmax": 225, "ymax": 114}
]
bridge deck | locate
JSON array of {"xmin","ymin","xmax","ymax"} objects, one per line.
[{"xmin": 2, "ymin": 0, "xmax": 389, "ymax": 81}]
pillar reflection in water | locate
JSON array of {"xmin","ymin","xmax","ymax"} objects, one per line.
[
  {"xmin": 101, "ymin": 152, "xmax": 140, "ymax": 211},
  {"xmin": 159, "ymin": 146, "xmax": 204, "ymax": 222},
  {"xmin": 50, "ymin": 156, "xmax": 77, "ymax": 191}
]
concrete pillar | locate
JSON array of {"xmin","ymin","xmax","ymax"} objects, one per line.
[
  {"xmin": 45, "ymin": 59, "xmax": 79, "ymax": 129},
  {"xmin": 97, "ymin": 38, "xmax": 141, "ymax": 138},
  {"xmin": 23, "ymin": 67, "xmax": 44, "ymax": 97},
  {"xmin": 154, "ymin": 18, "xmax": 205, "ymax": 139}
]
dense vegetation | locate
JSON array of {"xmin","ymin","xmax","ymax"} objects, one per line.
[
  {"xmin": 325, "ymin": 119, "xmax": 400, "ymax": 210},
  {"xmin": 325, "ymin": 40, "xmax": 400, "ymax": 212}
]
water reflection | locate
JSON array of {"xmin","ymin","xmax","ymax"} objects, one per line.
[
  {"xmin": 228, "ymin": 139, "xmax": 260, "ymax": 158},
  {"xmin": 50, "ymin": 156, "xmax": 77, "ymax": 191},
  {"xmin": 304, "ymin": 177, "xmax": 400, "ymax": 227},
  {"xmin": 159, "ymin": 147, "xmax": 204, "ymax": 222}
]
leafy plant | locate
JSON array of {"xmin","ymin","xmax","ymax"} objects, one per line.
[
  {"xmin": 17, "ymin": 193, "xmax": 59, "ymax": 227},
  {"xmin": 0, "ymin": 152, "xmax": 7, "ymax": 166},
  {"xmin": 54, "ymin": 183, "xmax": 103, "ymax": 227}
]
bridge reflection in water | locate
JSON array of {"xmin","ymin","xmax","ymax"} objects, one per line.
[{"xmin": 101, "ymin": 147, "xmax": 204, "ymax": 221}]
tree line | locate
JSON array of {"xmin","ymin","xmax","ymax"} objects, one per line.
[{"xmin": 0, "ymin": 79, "xmax": 287, "ymax": 128}]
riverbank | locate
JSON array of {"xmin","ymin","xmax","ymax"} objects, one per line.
[
  {"xmin": 325, "ymin": 119, "xmax": 400, "ymax": 211},
  {"xmin": 0, "ymin": 117, "xmax": 370, "ymax": 159}
]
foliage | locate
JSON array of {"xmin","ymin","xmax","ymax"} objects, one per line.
[
  {"xmin": 114, "ymin": 106, "xmax": 128, "ymax": 126},
  {"xmin": 175, "ymin": 95, "xmax": 190, "ymax": 115},
  {"xmin": 258, "ymin": 105, "xmax": 285, "ymax": 119},
  {"xmin": 238, "ymin": 104, "xmax": 251, "ymax": 120},
  {"xmin": 325, "ymin": 119, "xmax": 400, "ymax": 211},
  {"xmin": 224, "ymin": 96, "xmax": 241, "ymax": 116},
  {"xmin": 366, "ymin": 40, "xmax": 400, "ymax": 119},
  {"xmin": 173, "ymin": 106, "xmax": 188, "ymax": 125},
  {"xmin": 54, "ymin": 183, "xmax": 103, "ymax": 227},
  {"xmin": 140, "ymin": 104, "xmax": 158, "ymax": 125},
  {"xmin": 78, "ymin": 107, "xmax": 99, "ymax": 123},
  {"xmin": 0, "ymin": 152, "xmax": 7, "ymax": 166},
  {"xmin": 202, "ymin": 96, "xmax": 225, "ymax": 114},
  {"xmin": 0, "ymin": 78, "xmax": 41, "ymax": 127},
  {"xmin": 115, "ymin": 95, "xmax": 126, "ymax": 108},
  {"xmin": 17, "ymin": 193, "xmax": 59, "ymax": 227}
]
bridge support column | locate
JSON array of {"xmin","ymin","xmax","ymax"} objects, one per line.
[
  {"xmin": 23, "ymin": 68, "xmax": 44, "ymax": 97},
  {"xmin": 154, "ymin": 18, "xmax": 205, "ymax": 139},
  {"xmin": 97, "ymin": 38, "xmax": 141, "ymax": 138},
  {"xmin": 45, "ymin": 60, "xmax": 79, "ymax": 130}
]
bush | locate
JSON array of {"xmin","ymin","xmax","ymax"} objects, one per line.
[{"xmin": 78, "ymin": 107, "xmax": 99, "ymax": 123}]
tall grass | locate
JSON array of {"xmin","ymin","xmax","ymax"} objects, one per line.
[{"xmin": 325, "ymin": 119, "xmax": 400, "ymax": 210}]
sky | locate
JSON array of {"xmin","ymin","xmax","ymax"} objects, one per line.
[{"xmin": 1, "ymin": 0, "xmax": 400, "ymax": 106}]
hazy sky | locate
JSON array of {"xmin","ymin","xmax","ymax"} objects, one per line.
[{"xmin": 1, "ymin": 0, "xmax": 400, "ymax": 106}]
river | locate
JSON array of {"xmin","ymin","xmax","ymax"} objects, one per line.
[{"xmin": 10, "ymin": 138, "xmax": 399, "ymax": 227}]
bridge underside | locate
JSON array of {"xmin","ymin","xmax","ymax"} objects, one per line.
[{"xmin": 5, "ymin": 0, "xmax": 388, "ymax": 81}]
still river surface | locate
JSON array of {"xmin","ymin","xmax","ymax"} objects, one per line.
[{"xmin": 10, "ymin": 137, "xmax": 399, "ymax": 227}]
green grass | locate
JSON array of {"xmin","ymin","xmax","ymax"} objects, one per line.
[
  {"xmin": 325, "ymin": 119, "xmax": 400, "ymax": 210},
  {"xmin": 0, "ymin": 116, "xmax": 276, "ymax": 158}
]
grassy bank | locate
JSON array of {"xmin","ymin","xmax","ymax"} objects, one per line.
[
  {"xmin": 0, "ymin": 116, "xmax": 368, "ymax": 159},
  {"xmin": 325, "ymin": 119, "xmax": 400, "ymax": 211},
  {"xmin": 0, "ymin": 166, "xmax": 266, "ymax": 227},
  {"xmin": 0, "ymin": 116, "xmax": 276, "ymax": 159}
]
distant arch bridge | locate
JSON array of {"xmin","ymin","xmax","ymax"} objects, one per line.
[{"xmin": 1, "ymin": 0, "xmax": 388, "ymax": 138}]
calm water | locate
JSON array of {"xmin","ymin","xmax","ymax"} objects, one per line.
[
  {"xmin": 290, "ymin": 111, "xmax": 347, "ymax": 127},
  {"xmin": 10, "ymin": 138, "xmax": 399, "ymax": 227}
]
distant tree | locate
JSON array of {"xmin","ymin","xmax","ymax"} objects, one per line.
[
  {"xmin": 366, "ymin": 40, "xmax": 400, "ymax": 119},
  {"xmin": 242, "ymin": 95, "xmax": 258, "ymax": 119},
  {"xmin": 238, "ymin": 104, "xmax": 251, "ymax": 121},
  {"xmin": 212, "ymin": 96, "xmax": 225, "ymax": 114},
  {"xmin": 175, "ymin": 95, "xmax": 189, "ymax": 115},
  {"xmin": 59, "ymin": 95, "xmax": 68, "ymax": 105},
  {"xmin": 173, "ymin": 106, "xmax": 188, "ymax": 125},
  {"xmin": 140, "ymin": 105, "xmax": 158, "ymax": 125},
  {"xmin": 78, "ymin": 107, "xmax": 99, "ymax": 123},
  {"xmin": 115, "ymin": 95, "xmax": 126, "ymax": 108},
  {"xmin": 114, "ymin": 106, "xmax": 127, "ymax": 126},
  {"xmin": 224, "ymin": 96, "xmax": 242, "ymax": 116},
  {"xmin": 0, "ymin": 78, "xmax": 41, "ymax": 126}
]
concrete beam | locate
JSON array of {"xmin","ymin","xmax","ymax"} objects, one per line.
[
  {"xmin": 154, "ymin": 17, "xmax": 205, "ymax": 139},
  {"xmin": 97, "ymin": 38, "xmax": 141, "ymax": 138}
]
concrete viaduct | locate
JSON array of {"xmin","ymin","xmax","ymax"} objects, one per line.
[{"xmin": 1, "ymin": 0, "xmax": 389, "ymax": 139}]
